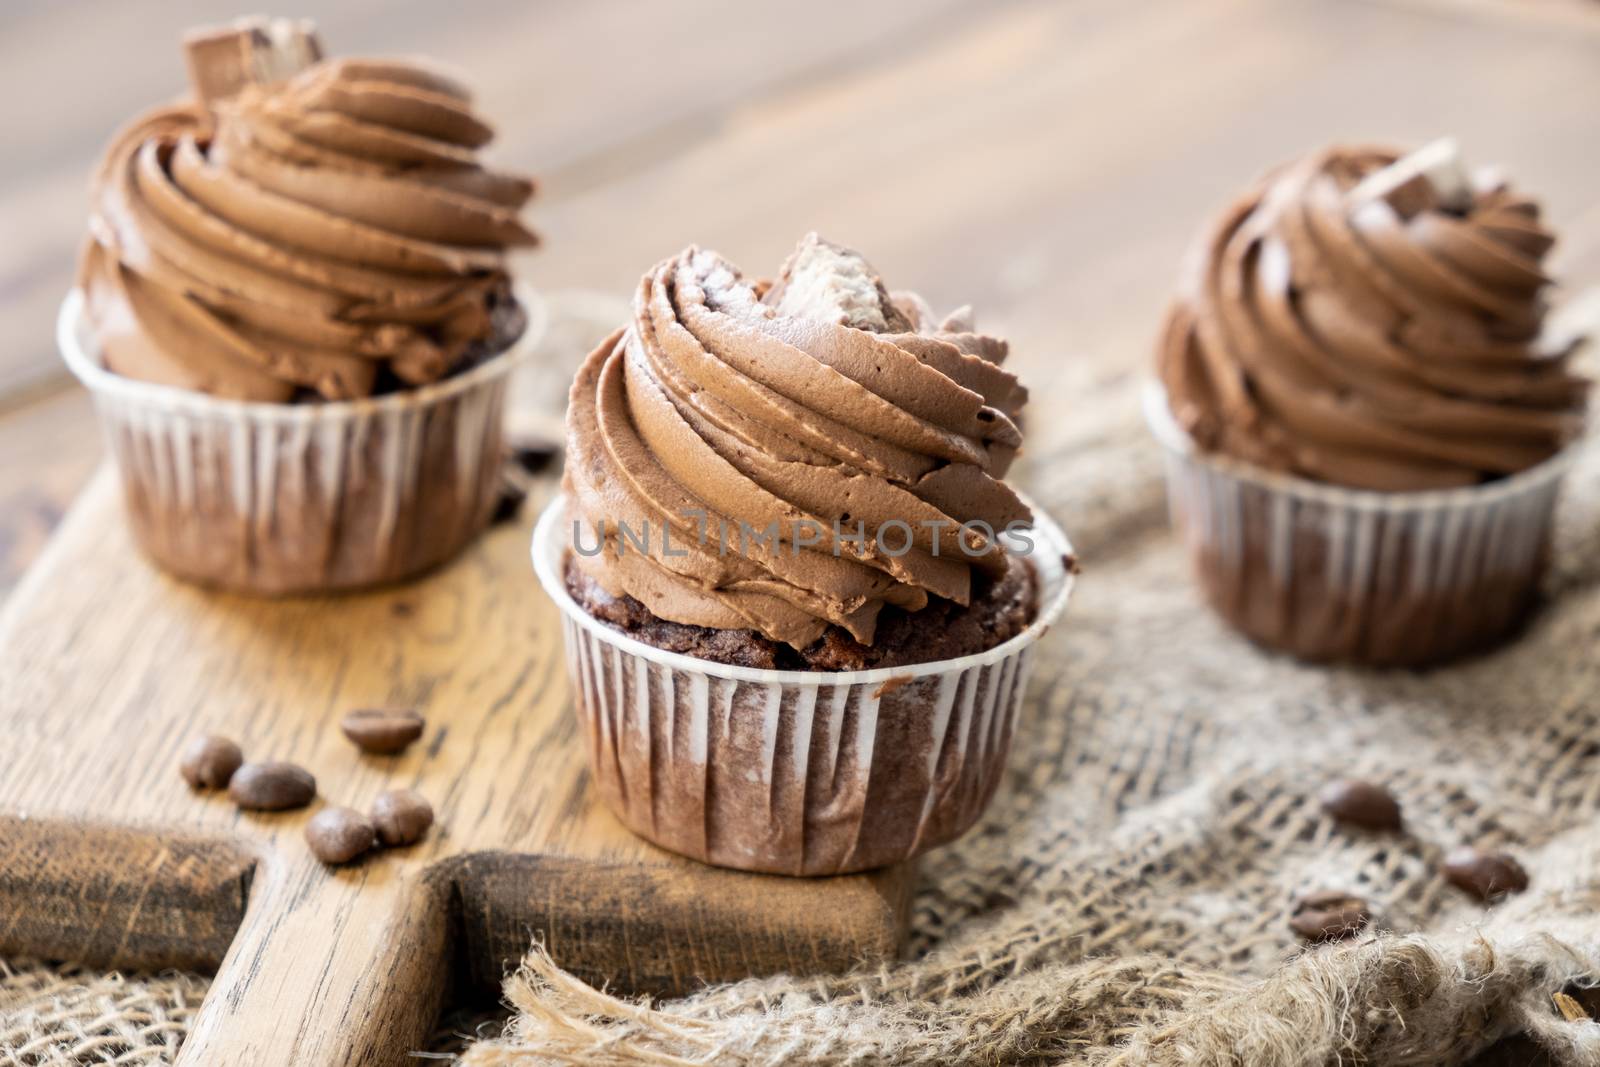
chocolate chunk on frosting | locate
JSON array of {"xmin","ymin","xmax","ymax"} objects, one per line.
[
  {"xmin": 565, "ymin": 235, "xmax": 1031, "ymax": 650},
  {"xmin": 78, "ymin": 22, "xmax": 537, "ymax": 401},
  {"xmin": 1158, "ymin": 144, "xmax": 1589, "ymax": 491},
  {"xmin": 764, "ymin": 233, "xmax": 914, "ymax": 333},
  {"xmin": 184, "ymin": 16, "xmax": 323, "ymax": 105},
  {"xmin": 1346, "ymin": 136, "xmax": 1474, "ymax": 217}
]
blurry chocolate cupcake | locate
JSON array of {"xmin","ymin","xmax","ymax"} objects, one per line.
[
  {"xmin": 533, "ymin": 234, "xmax": 1076, "ymax": 874},
  {"xmin": 60, "ymin": 17, "xmax": 541, "ymax": 594},
  {"xmin": 1148, "ymin": 140, "xmax": 1589, "ymax": 666}
]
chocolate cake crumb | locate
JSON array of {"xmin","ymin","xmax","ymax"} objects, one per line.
[{"xmin": 565, "ymin": 554, "xmax": 1038, "ymax": 671}]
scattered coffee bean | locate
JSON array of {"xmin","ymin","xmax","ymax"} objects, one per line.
[
  {"xmin": 509, "ymin": 436, "xmax": 561, "ymax": 476},
  {"xmin": 305, "ymin": 806, "xmax": 376, "ymax": 865},
  {"xmin": 371, "ymin": 789, "xmax": 434, "ymax": 847},
  {"xmin": 1289, "ymin": 889, "xmax": 1371, "ymax": 942},
  {"xmin": 340, "ymin": 708, "xmax": 426, "ymax": 755},
  {"xmin": 229, "ymin": 761, "xmax": 316, "ymax": 811},
  {"xmin": 1443, "ymin": 847, "xmax": 1528, "ymax": 901},
  {"xmin": 1319, "ymin": 779, "xmax": 1402, "ymax": 832},
  {"xmin": 179, "ymin": 735, "xmax": 243, "ymax": 791},
  {"xmin": 491, "ymin": 474, "xmax": 528, "ymax": 525}
]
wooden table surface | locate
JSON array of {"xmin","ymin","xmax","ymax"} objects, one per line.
[{"xmin": 2, "ymin": 2, "xmax": 1598, "ymax": 1061}]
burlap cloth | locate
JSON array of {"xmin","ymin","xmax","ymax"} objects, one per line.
[{"xmin": 6, "ymin": 374, "xmax": 1600, "ymax": 1065}]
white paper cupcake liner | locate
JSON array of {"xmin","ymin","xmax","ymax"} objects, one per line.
[
  {"xmin": 531, "ymin": 496, "xmax": 1076, "ymax": 875},
  {"xmin": 1144, "ymin": 382, "xmax": 1580, "ymax": 666},
  {"xmin": 57, "ymin": 287, "xmax": 546, "ymax": 595}
]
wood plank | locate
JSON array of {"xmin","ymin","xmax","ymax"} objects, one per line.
[
  {"xmin": 1368, "ymin": 0, "xmax": 1600, "ymax": 34},
  {"xmin": 0, "ymin": 471, "xmax": 914, "ymax": 1064},
  {"xmin": 0, "ymin": 384, "xmax": 101, "ymax": 600},
  {"xmin": 0, "ymin": 820, "xmax": 252, "ymax": 972}
]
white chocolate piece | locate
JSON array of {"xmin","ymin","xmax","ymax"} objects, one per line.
[
  {"xmin": 257, "ymin": 17, "xmax": 322, "ymax": 83},
  {"xmin": 765, "ymin": 233, "xmax": 911, "ymax": 333},
  {"xmin": 184, "ymin": 16, "xmax": 323, "ymax": 105},
  {"xmin": 1347, "ymin": 137, "xmax": 1474, "ymax": 216}
]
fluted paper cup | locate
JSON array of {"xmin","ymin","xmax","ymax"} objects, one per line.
[
  {"xmin": 58, "ymin": 287, "xmax": 545, "ymax": 595},
  {"xmin": 531, "ymin": 496, "xmax": 1076, "ymax": 875},
  {"xmin": 1144, "ymin": 381, "xmax": 1580, "ymax": 667}
]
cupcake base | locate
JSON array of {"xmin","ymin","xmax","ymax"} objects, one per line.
[
  {"xmin": 60, "ymin": 288, "xmax": 545, "ymax": 596},
  {"xmin": 1146, "ymin": 383, "xmax": 1575, "ymax": 668},
  {"xmin": 532, "ymin": 497, "xmax": 1077, "ymax": 875},
  {"xmin": 1176, "ymin": 462, "xmax": 1554, "ymax": 666},
  {"xmin": 563, "ymin": 554, "xmax": 1040, "ymax": 671}
]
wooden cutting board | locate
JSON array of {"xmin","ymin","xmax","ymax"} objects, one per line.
[{"xmin": 0, "ymin": 468, "xmax": 914, "ymax": 1065}]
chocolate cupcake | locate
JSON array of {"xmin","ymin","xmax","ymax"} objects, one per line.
[
  {"xmin": 533, "ymin": 234, "xmax": 1076, "ymax": 874},
  {"xmin": 60, "ymin": 17, "xmax": 541, "ymax": 594},
  {"xmin": 1148, "ymin": 141, "xmax": 1590, "ymax": 666}
]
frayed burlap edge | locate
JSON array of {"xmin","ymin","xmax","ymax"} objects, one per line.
[
  {"xmin": 456, "ymin": 921, "xmax": 1600, "ymax": 1067},
  {"xmin": 0, "ymin": 959, "xmax": 204, "ymax": 1064}
]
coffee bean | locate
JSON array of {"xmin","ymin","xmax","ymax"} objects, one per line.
[
  {"xmin": 1319, "ymin": 779, "xmax": 1402, "ymax": 832},
  {"xmin": 340, "ymin": 708, "xmax": 426, "ymax": 755},
  {"xmin": 509, "ymin": 436, "xmax": 560, "ymax": 476},
  {"xmin": 229, "ymin": 761, "xmax": 316, "ymax": 811},
  {"xmin": 305, "ymin": 806, "xmax": 376, "ymax": 865},
  {"xmin": 179, "ymin": 735, "xmax": 243, "ymax": 790},
  {"xmin": 1289, "ymin": 889, "xmax": 1371, "ymax": 942},
  {"xmin": 1444, "ymin": 847, "xmax": 1528, "ymax": 901},
  {"xmin": 371, "ymin": 789, "xmax": 434, "ymax": 847}
]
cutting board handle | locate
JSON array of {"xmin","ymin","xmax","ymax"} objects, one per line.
[
  {"xmin": 176, "ymin": 853, "xmax": 454, "ymax": 1065},
  {"xmin": 0, "ymin": 817, "xmax": 251, "ymax": 971},
  {"xmin": 0, "ymin": 815, "xmax": 454, "ymax": 1063}
]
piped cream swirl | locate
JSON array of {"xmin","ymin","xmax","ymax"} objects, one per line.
[
  {"xmin": 1159, "ymin": 145, "xmax": 1587, "ymax": 491},
  {"xmin": 80, "ymin": 57, "xmax": 536, "ymax": 401},
  {"xmin": 565, "ymin": 236, "xmax": 1031, "ymax": 650}
]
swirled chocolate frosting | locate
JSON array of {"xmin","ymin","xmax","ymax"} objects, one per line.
[
  {"xmin": 80, "ymin": 45, "xmax": 536, "ymax": 401},
  {"xmin": 566, "ymin": 234, "xmax": 1031, "ymax": 650},
  {"xmin": 1159, "ymin": 145, "xmax": 1587, "ymax": 491}
]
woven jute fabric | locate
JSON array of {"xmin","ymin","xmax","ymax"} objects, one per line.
[
  {"xmin": 0, "ymin": 960, "xmax": 203, "ymax": 1065},
  {"xmin": 0, "ymin": 958, "xmax": 495, "ymax": 1064},
  {"xmin": 6, "ymin": 377, "xmax": 1600, "ymax": 1065}
]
